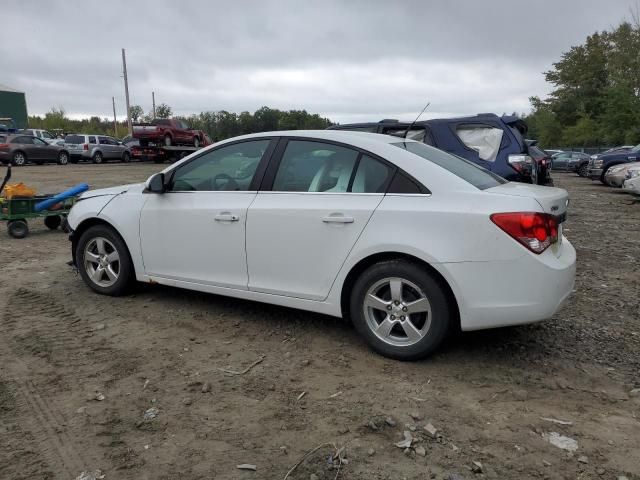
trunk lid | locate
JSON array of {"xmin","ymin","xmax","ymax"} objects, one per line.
[{"xmin": 486, "ymin": 182, "xmax": 569, "ymax": 217}]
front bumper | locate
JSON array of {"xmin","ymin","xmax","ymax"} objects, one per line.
[
  {"xmin": 604, "ymin": 172, "xmax": 627, "ymax": 187},
  {"xmin": 445, "ymin": 238, "xmax": 576, "ymax": 331},
  {"xmin": 588, "ymin": 167, "xmax": 603, "ymax": 179}
]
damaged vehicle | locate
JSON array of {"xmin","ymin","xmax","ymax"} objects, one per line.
[
  {"xmin": 622, "ymin": 166, "xmax": 640, "ymax": 195},
  {"xmin": 329, "ymin": 114, "xmax": 548, "ymax": 185},
  {"xmin": 604, "ymin": 162, "xmax": 640, "ymax": 187},
  {"xmin": 67, "ymin": 130, "xmax": 575, "ymax": 360}
]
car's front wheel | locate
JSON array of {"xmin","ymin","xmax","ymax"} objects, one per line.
[
  {"xmin": 75, "ymin": 225, "xmax": 134, "ymax": 296},
  {"xmin": 578, "ymin": 163, "xmax": 588, "ymax": 177},
  {"xmin": 57, "ymin": 151, "xmax": 69, "ymax": 165},
  {"xmin": 350, "ymin": 260, "xmax": 452, "ymax": 360}
]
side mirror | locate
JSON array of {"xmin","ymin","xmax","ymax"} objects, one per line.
[{"xmin": 146, "ymin": 173, "xmax": 166, "ymax": 193}]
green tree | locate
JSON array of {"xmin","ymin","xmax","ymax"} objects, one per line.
[
  {"xmin": 155, "ymin": 103, "xmax": 172, "ymax": 119},
  {"xmin": 129, "ymin": 105, "xmax": 143, "ymax": 122}
]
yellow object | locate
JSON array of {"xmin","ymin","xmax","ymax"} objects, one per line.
[{"xmin": 3, "ymin": 183, "xmax": 36, "ymax": 199}]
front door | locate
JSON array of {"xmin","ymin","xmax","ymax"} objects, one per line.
[
  {"xmin": 246, "ymin": 139, "xmax": 393, "ymax": 300},
  {"xmin": 139, "ymin": 138, "xmax": 274, "ymax": 289}
]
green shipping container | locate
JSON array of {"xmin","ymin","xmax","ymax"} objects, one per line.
[{"xmin": 0, "ymin": 84, "xmax": 28, "ymax": 129}]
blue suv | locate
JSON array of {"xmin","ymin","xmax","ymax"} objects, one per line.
[
  {"xmin": 588, "ymin": 144, "xmax": 640, "ymax": 183},
  {"xmin": 329, "ymin": 114, "xmax": 548, "ymax": 184}
]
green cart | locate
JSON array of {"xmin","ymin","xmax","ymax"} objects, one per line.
[{"xmin": 0, "ymin": 165, "xmax": 75, "ymax": 238}]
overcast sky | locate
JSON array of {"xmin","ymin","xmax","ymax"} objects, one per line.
[{"xmin": 1, "ymin": 0, "xmax": 634, "ymax": 123}]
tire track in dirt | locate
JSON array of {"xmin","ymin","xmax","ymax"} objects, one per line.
[{"xmin": 0, "ymin": 287, "xmax": 134, "ymax": 478}]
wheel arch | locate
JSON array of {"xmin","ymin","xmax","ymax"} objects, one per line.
[
  {"xmin": 339, "ymin": 251, "xmax": 461, "ymax": 329},
  {"xmin": 71, "ymin": 217, "xmax": 135, "ymax": 276}
]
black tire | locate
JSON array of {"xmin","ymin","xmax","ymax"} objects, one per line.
[
  {"xmin": 61, "ymin": 216, "xmax": 70, "ymax": 233},
  {"xmin": 164, "ymin": 134, "xmax": 172, "ymax": 147},
  {"xmin": 600, "ymin": 167, "xmax": 610, "ymax": 185},
  {"xmin": 7, "ymin": 219, "xmax": 29, "ymax": 239},
  {"xmin": 122, "ymin": 151, "xmax": 131, "ymax": 163},
  {"xmin": 57, "ymin": 151, "xmax": 69, "ymax": 165},
  {"xmin": 350, "ymin": 260, "xmax": 452, "ymax": 360},
  {"xmin": 44, "ymin": 215, "xmax": 62, "ymax": 230},
  {"xmin": 12, "ymin": 151, "xmax": 27, "ymax": 166},
  {"xmin": 75, "ymin": 225, "xmax": 134, "ymax": 296},
  {"xmin": 578, "ymin": 163, "xmax": 588, "ymax": 177},
  {"xmin": 193, "ymin": 136, "xmax": 200, "ymax": 148},
  {"xmin": 92, "ymin": 152, "xmax": 103, "ymax": 164}
]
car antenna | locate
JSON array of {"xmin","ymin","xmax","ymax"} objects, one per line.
[{"xmin": 404, "ymin": 102, "xmax": 431, "ymax": 138}]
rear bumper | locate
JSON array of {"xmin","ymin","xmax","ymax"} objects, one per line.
[{"xmin": 444, "ymin": 238, "xmax": 576, "ymax": 331}]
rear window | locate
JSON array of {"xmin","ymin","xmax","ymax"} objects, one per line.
[
  {"xmin": 391, "ymin": 141, "xmax": 507, "ymax": 190},
  {"xmin": 65, "ymin": 135, "xmax": 85, "ymax": 144}
]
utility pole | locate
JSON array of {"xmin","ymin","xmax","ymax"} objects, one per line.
[
  {"xmin": 121, "ymin": 48, "xmax": 132, "ymax": 135},
  {"xmin": 112, "ymin": 97, "xmax": 118, "ymax": 137},
  {"xmin": 152, "ymin": 91, "xmax": 156, "ymax": 119}
]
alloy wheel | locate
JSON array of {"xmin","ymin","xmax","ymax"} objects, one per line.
[
  {"xmin": 83, "ymin": 237, "xmax": 120, "ymax": 287},
  {"xmin": 363, "ymin": 277, "xmax": 432, "ymax": 347},
  {"xmin": 13, "ymin": 152, "xmax": 26, "ymax": 166}
]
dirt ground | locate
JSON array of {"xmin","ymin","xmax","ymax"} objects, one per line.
[{"xmin": 0, "ymin": 163, "xmax": 638, "ymax": 480}]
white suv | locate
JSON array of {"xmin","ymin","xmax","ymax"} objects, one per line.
[{"xmin": 64, "ymin": 134, "xmax": 131, "ymax": 164}]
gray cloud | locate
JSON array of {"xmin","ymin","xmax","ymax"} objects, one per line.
[{"xmin": 1, "ymin": 0, "xmax": 633, "ymax": 122}]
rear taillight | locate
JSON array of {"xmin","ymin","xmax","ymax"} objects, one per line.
[
  {"xmin": 491, "ymin": 212, "xmax": 559, "ymax": 254},
  {"xmin": 83, "ymin": 143, "xmax": 89, "ymax": 151},
  {"xmin": 0, "ymin": 143, "xmax": 9, "ymax": 149},
  {"xmin": 508, "ymin": 154, "xmax": 533, "ymax": 174}
]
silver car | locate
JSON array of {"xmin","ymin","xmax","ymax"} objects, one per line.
[{"xmin": 64, "ymin": 134, "xmax": 131, "ymax": 164}]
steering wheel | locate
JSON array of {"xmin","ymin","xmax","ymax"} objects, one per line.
[{"xmin": 213, "ymin": 173, "xmax": 240, "ymax": 191}]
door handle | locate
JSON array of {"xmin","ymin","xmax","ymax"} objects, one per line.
[
  {"xmin": 322, "ymin": 215, "xmax": 354, "ymax": 224},
  {"xmin": 214, "ymin": 213, "xmax": 239, "ymax": 222}
]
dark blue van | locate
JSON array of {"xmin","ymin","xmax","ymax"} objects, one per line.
[{"xmin": 329, "ymin": 114, "xmax": 548, "ymax": 184}]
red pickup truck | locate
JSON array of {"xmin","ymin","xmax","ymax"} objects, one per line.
[{"xmin": 132, "ymin": 118, "xmax": 207, "ymax": 147}]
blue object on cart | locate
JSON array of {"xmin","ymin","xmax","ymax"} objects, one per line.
[{"xmin": 34, "ymin": 183, "xmax": 89, "ymax": 212}]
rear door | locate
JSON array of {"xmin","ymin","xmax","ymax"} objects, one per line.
[{"xmin": 246, "ymin": 138, "xmax": 393, "ymax": 300}]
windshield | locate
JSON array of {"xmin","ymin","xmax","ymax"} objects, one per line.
[
  {"xmin": 391, "ymin": 141, "xmax": 507, "ymax": 190},
  {"xmin": 631, "ymin": 144, "xmax": 640, "ymax": 152}
]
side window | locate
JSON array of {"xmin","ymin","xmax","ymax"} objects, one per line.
[
  {"xmin": 42, "ymin": 131, "xmax": 53, "ymax": 139},
  {"xmin": 33, "ymin": 137, "xmax": 48, "ymax": 146},
  {"xmin": 35, "ymin": 131, "xmax": 42, "ymax": 138},
  {"xmin": 455, "ymin": 126, "xmax": 504, "ymax": 162},
  {"xmin": 107, "ymin": 137, "xmax": 118, "ymax": 145},
  {"xmin": 14, "ymin": 136, "xmax": 33, "ymax": 144},
  {"xmin": 170, "ymin": 140, "xmax": 270, "ymax": 192},
  {"xmin": 272, "ymin": 140, "xmax": 359, "ymax": 193},
  {"xmin": 351, "ymin": 155, "xmax": 393, "ymax": 193},
  {"xmin": 88, "ymin": 136, "xmax": 97, "ymax": 144},
  {"xmin": 98, "ymin": 137, "xmax": 108, "ymax": 145}
]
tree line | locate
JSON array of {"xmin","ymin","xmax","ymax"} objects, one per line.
[
  {"xmin": 27, "ymin": 105, "xmax": 333, "ymax": 140},
  {"xmin": 525, "ymin": 15, "xmax": 640, "ymax": 148}
]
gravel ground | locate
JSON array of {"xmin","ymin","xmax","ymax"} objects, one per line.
[{"xmin": 0, "ymin": 164, "xmax": 638, "ymax": 479}]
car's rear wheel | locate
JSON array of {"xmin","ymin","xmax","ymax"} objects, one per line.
[
  {"xmin": 12, "ymin": 151, "xmax": 26, "ymax": 166},
  {"xmin": 75, "ymin": 225, "xmax": 134, "ymax": 296},
  {"xmin": 57, "ymin": 151, "xmax": 69, "ymax": 165},
  {"xmin": 193, "ymin": 136, "xmax": 200, "ymax": 148},
  {"xmin": 122, "ymin": 151, "xmax": 131, "ymax": 163},
  {"xmin": 92, "ymin": 152, "xmax": 103, "ymax": 164},
  {"xmin": 350, "ymin": 260, "xmax": 452, "ymax": 360},
  {"xmin": 164, "ymin": 134, "xmax": 172, "ymax": 146}
]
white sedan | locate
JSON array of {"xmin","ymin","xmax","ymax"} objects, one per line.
[{"xmin": 67, "ymin": 130, "xmax": 576, "ymax": 359}]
